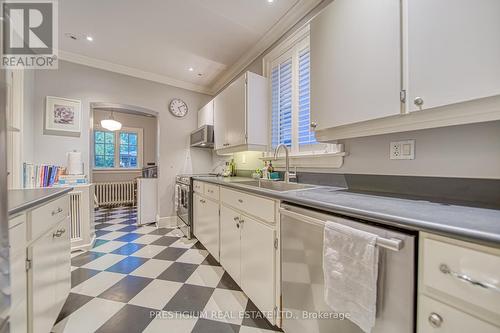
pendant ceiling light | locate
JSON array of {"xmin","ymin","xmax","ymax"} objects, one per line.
[{"xmin": 101, "ymin": 112, "xmax": 122, "ymax": 131}]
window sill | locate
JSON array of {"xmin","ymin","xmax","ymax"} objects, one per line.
[
  {"xmin": 93, "ymin": 168, "xmax": 142, "ymax": 173},
  {"xmin": 259, "ymin": 145, "xmax": 346, "ymax": 169}
]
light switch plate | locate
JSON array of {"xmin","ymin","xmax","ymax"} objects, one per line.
[{"xmin": 390, "ymin": 140, "xmax": 415, "ymax": 160}]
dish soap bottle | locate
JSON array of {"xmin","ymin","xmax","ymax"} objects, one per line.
[
  {"xmin": 262, "ymin": 161, "xmax": 269, "ymax": 179},
  {"xmin": 230, "ymin": 159, "xmax": 236, "ymax": 177}
]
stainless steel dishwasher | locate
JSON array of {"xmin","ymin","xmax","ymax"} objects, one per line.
[{"xmin": 280, "ymin": 203, "xmax": 416, "ymax": 333}]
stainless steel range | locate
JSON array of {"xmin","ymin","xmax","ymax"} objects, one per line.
[{"xmin": 175, "ymin": 174, "xmax": 217, "ymax": 239}]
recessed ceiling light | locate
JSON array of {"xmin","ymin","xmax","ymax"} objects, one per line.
[
  {"xmin": 86, "ymin": 35, "xmax": 93, "ymax": 42},
  {"xmin": 267, "ymin": 0, "xmax": 274, "ymax": 3},
  {"xmin": 188, "ymin": 67, "xmax": 194, "ymax": 72}
]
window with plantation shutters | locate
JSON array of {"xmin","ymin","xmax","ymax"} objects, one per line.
[
  {"xmin": 298, "ymin": 48, "xmax": 316, "ymax": 147},
  {"xmin": 271, "ymin": 58, "xmax": 293, "ymax": 148},
  {"xmin": 265, "ymin": 25, "xmax": 335, "ymax": 158}
]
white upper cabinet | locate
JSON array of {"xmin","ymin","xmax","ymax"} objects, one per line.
[
  {"xmin": 406, "ymin": 0, "xmax": 500, "ymax": 112},
  {"xmin": 310, "ymin": 0, "xmax": 402, "ymax": 131},
  {"xmin": 214, "ymin": 71, "xmax": 268, "ymax": 153},
  {"xmin": 197, "ymin": 99, "xmax": 214, "ymax": 127}
]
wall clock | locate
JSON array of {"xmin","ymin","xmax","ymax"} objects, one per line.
[{"xmin": 169, "ymin": 98, "xmax": 188, "ymax": 118}]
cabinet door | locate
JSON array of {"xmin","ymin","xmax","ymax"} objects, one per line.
[
  {"xmin": 54, "ymin": 219, "xmax": 71, "ymax": 315},
  {"xmin": 240, "ymin": 215, "xmax": 275, "ymax": 317},
  {"xmin": 194, "ymin": 195, "xmax": 220, "ymax": 260},
  {"xmin": 30, "ymin": 229, "xmax": 57, "ymax": 333},
  {"xmin": 310, "ymin": 0, "xmax": 401, "ymax": 130},
  {"xmin": 198, "ymin": 100, "xmax": 214, "ymax": 127},
  {"xmin": 202, "ymin": 198, "xmax": 220, "ymax": 261},
  {"xmin": 9, "ymin": 216, "xmax": 27, "ymax": 333},
  {"xmin": 193, "ymin": 193, "xmax": 204, "ymax": 240},
  {"xmin": 407, "ymin": 0, "xmax": 500, "ymax": 112},
  {"xmin": 220, "ymin": 205, "xmax": 241, "ymax": 284},
  {"xmin": 214, "ymin": 74, "xmax": 246, "ymax": 149}
]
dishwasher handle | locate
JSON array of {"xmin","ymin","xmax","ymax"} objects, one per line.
[{"xmin": 279, "ymin": 206, "xmax": 404, "ymax": 252}]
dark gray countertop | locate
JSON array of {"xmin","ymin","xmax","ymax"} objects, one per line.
[
  {"xmin": 8, "ymin": 188, "xmax": 72, "ymax": 216},
  {"xmin": 194, "ymin": 176, "xmax": 500, "ymax": 247}
]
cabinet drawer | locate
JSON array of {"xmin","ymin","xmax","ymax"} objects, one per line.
[
  {"xmin": 29, "ymin": 195, "xmax": 69, "ymax": 241},
  {"xmin": 422, "ymin": 238, "xmax": 500, "ymax": 316},
  {"xmin": 193, "ymin": 181, "xmax": 204, "ymax": 194},
  {"xmin": 9, "ymin": 215, "xmax": 26, "ymax": 256},
  {"xmin": 204, "ymin": 183, "xmax": 219, "ymax": 201},
  {"xmin": 220, "ymin": 188, "xmax": 275, "ymax": 223},
  {"xmin": 418, "ymin": 295, "xmax": 500, "ymax": 333}
]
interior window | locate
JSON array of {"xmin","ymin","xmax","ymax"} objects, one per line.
[
  {"xmin": 94, "ymin": 129, "xmax": 140, "ymax": 169},
  {"xmin": 94, "ymin": 131, "xmax": 115, "ymax": 168},
  {"xmin": 119, "ymin": 132, "xmax": 138, "ymax": 168}
]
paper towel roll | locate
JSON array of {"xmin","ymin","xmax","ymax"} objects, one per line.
[{"xmin": 67, "ymin": 151, "xmax": 84, "ymax": 175}]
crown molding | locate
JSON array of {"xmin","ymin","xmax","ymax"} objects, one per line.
[
  {"xmin": 58, "ymin": 50, "xmax": 213, "ymax": 95},
  {"xmin": 209, "ymin": 0, "xmax": 323, "ymax": 94}
]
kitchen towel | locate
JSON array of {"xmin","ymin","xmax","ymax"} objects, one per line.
[{"xmin": 323, "ymin": 220, "xmax": 379, "ymax": 333}]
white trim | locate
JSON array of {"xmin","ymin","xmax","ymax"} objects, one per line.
[
  {"xmin": 263, "ymin": 25, "xmax": 310, "ymax": 76},
  {"xmin": 59, "ymin": 50, "xmax": 212, "ymax": 95},
  {"xmin": 315, "ymin": 95, "xmax": 500, "ymax": 141},
  {"xmin": 157, "ymin": 216, "xmax": 177, "ymax": 228},
  {"xmin": 210, "ymin": 0, "xmax": 322, "ymax": 94},
  {"xmin": 92, "ymin": 168, "xmax": 141, "ymax": 172}
]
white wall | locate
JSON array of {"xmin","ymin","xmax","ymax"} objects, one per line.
[
  {"xmin": 336, "ymin": 121, "xmax": 500, "ymax": 179},
  {"xmin": 22, "ymin": 70, "xmax": 35, "ymax": 163},
  {"xmin": 33, "ymin": 60, "xmax": 212, "ymax": 217}
]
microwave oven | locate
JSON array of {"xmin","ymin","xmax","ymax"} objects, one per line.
[{"xmin": 190, "ymin": 124, "xmax": 214, "ymax": 148}]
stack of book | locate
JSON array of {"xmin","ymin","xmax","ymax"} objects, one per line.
[
  {"xmin": 23, "ymin": 163, "xmax": 65, "ymax": 188},
  {"xmin": 56, "ymin": 174, "xmax": 88, "ymax": 186}
]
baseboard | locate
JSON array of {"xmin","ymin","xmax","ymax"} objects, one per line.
[
  {"xmin": 71, "ymin": 235, "xmax": 96, "ymax": 252},
  {"xmin": 157, "ymin": 215, "xmax": 177, "ymax": 228}
]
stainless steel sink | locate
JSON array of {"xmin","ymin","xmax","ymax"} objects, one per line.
[{"xmin": 236, "ymin": 179, "xmax": 316, "ymax": 192}]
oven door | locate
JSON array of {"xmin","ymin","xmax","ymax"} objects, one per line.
[{"xmin": 175, "ymin": 183, "xmax": 190, "ymax": 235}]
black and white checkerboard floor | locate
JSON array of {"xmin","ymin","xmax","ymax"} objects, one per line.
[{"xmin": 53, "ymin": 206, "xmax": 281, "ymax": 333}]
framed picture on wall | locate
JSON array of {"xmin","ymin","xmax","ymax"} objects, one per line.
[{"xmin": 45, "ymin": 96, "xmax": 82, "ymax": 135}]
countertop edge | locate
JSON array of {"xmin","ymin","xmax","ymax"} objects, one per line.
[
  {"xmin": 8, "ymin": 187, "xmax": 73, "ymax": 216},
  {"xmin": 193, "ymin": 177, "xmax": 500, "ymax": 248}
]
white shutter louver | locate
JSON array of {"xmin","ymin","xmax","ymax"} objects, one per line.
[
  {"xmin": 298, "ymin": 48, "xmax": 316, "ymax": 146},
  {"xmin": 271, "ymin": 58, "xmax": 293, "ymax": 148}
]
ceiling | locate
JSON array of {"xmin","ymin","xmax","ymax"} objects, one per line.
[{"xmin": 59, "ymin": 0, "xmax": 305, "ymax": 94}]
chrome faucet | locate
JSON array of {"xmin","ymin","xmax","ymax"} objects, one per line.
[{"xmin": 274, "ymin": 144, "xmax": 296, "ymax": 183}]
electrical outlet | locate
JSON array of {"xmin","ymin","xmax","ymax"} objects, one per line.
[{"xmin": 390, "ymin": 140, "xmax": 415, "ymax": 160}]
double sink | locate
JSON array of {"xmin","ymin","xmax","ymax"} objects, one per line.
[{"xmin": 236, "ymin": 179, "xmax": 317, "ymax": 192}]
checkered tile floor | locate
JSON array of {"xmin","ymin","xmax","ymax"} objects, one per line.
[{"xmin": 53, "ymin": 206, "xmax": 281, "ymax": 333}]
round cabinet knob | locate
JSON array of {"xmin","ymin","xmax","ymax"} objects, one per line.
[
  {"xmin": 310, "ymin": 122, "xmax": 318, "ymax": 129},
  {"xmin": 428, "ymin": 312, "xmax": 443, "ymax": 328},
  {"xmin": 414, "ymin": 97, "xmax": 424, "ymax": 107}
]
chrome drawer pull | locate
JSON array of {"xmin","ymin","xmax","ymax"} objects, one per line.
[
  {"xmin": 51, "ymin": 207, "xmax": 63, "ymax": 216},
  {"xmin": 428, "ymin": 312, "xmax": 443, "ymax": 328},
  {"xmin": 439, "ymin": 264, "xmax": 500, "ymax": 293}
]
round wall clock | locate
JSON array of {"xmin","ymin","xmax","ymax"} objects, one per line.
[{"xmin": 169, "ymin": 98, "xmax": 188, "ymax": 118}]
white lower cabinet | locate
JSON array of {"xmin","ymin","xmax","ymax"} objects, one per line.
[
  {"xmin": 220, "ymin": 205, "xmax": 242, "ymax": 284},
  {"xmin": 196, "ymin": 182, "xmax": 279, "ymax": 324},
  {"xmin": 240, "ymin": 214, "xmax": 275, "ymax": 317},
  {"xmin": 220, "ymin": 204, "xmax": 276, "ymax": 321},
  {"xmin": 418, "ymin": 232, "xmax": 500, "ymax": 332},
  {"xmin": 418, "ymin": 296, "xmax": 500, "ymax": 333},
  {"xmin": 9, "ymin": 215, "xmax": 27, "ymax": 333},
  {"xmin": 29, "ymin": 219, "xmax": 70, "ymax": 333},
  {"xmin": 193, "ymin": 192, "xmax": 220, "ymax": 261}
]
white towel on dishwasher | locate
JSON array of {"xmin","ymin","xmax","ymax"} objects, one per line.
[{"xmin": 323, "ymin": 220, "xmax": 379, "ymax": 333}]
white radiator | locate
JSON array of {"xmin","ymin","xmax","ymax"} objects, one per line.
[
  {"xmin": 69, "ymin": 191, "xmax": 82, "ymax": 241},
  {"xmin": 95, "ymin": 181, "xmax": 136, "ymax": 207}
]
